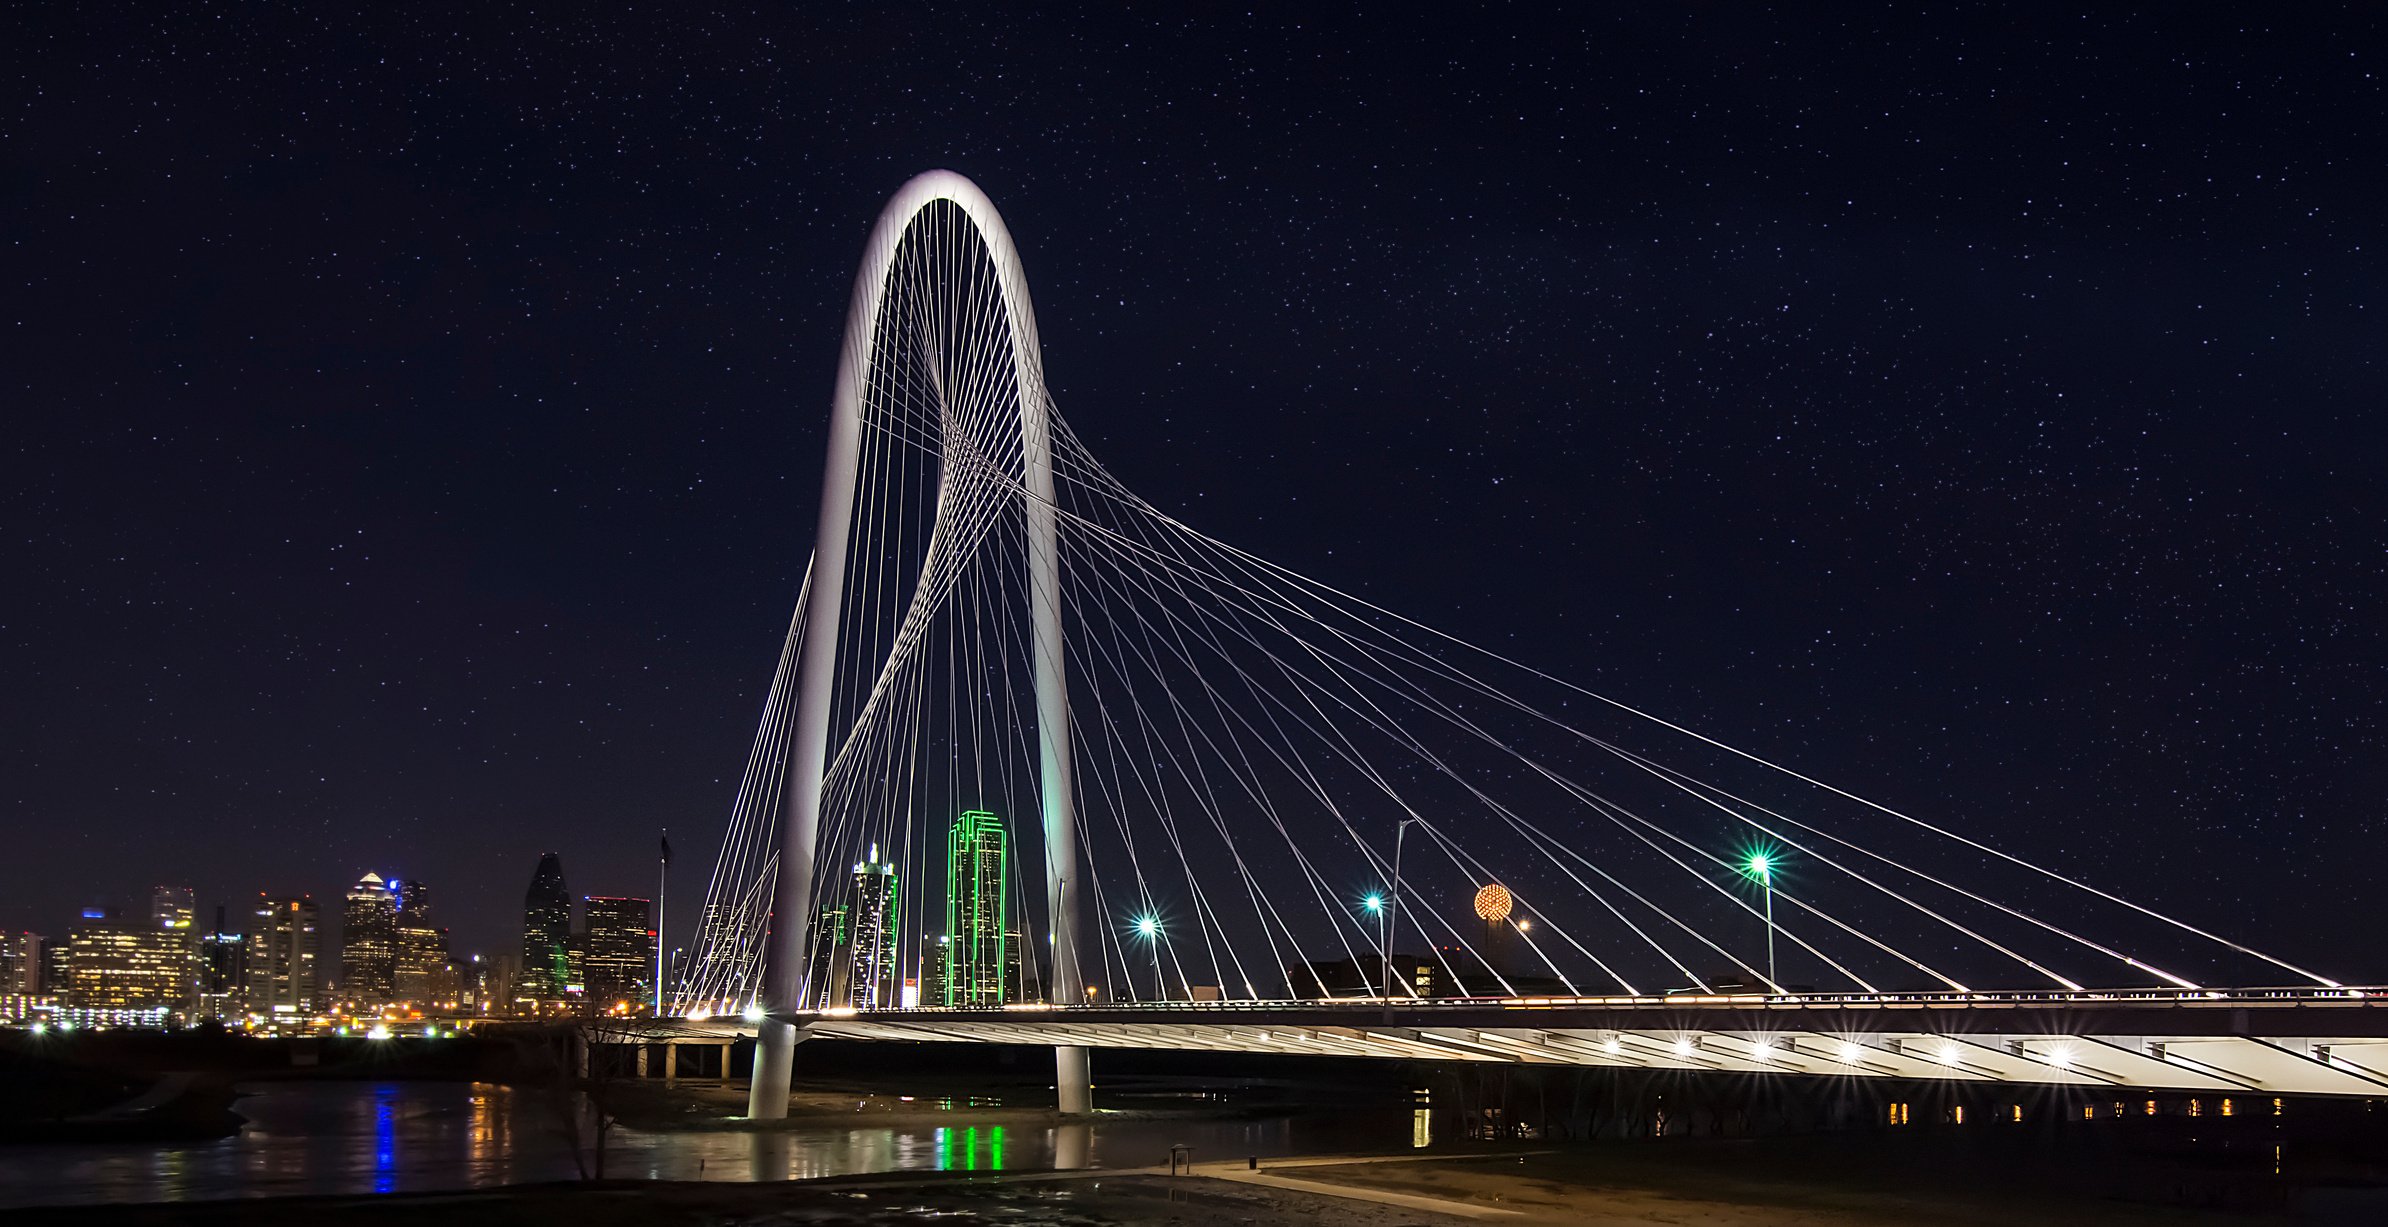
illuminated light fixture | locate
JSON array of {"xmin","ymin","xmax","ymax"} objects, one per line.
[
  {"xmin": 1673, "ymin": 1037, "xmax": 1695, "ymax": 1057},
  {"xmin": 1839, "ymin": 1041, "xmax": 1863, "ymax": 1063},
  {"xmin": 685, "ymin": 1008, "xmax": 713, "ymax": 1022},
  {"xmin": 1938, "ymin": 1043, "xmax": 1960, "ymax": 1065},
  {"xmin": 1133, "ymin": 915, "xmax": 1160, "ymax": 939},
  {"xmin": 1362, "ymin": 893, "xmax": 1385, "ymax": 915},
  {"xmin": 423, "ymin": 1026, "xmax": 438, "ymax": 1038},
  {"xmin": 28, "ymin": 1023, "xmax": 44, "ymax": 1035},
  {"xmin": 366, "ymin": 1024, "xmax": 392, "ymax": 1040},
  {"xmin": 1516, "ymin": 919, "xmax": 1533, "ymax": 933},
  {"xmin": 1603, "ymin": 1037, "xmax": 1622, "ymax": 1055},
  {"xmin": 2047, "ymin": 1047, "xmax": 2073, "ymax": 1069},
  {"xmin": 741, "ymin": 1004, "xmax": 767, "ymax": 1024},
  {"xmin": 1752, "ymin": 1041, "xmax": 1777, "ymax": 1061}
]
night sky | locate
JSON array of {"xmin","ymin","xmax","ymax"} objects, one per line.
[{"xmin": 7, "ymin": 7, "xmax": 2383, "ymax": 979}]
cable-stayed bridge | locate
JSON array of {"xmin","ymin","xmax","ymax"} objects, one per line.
[{"xmin": 672, "ymin": 171, "xmax": 2382, "ymax": 1113}]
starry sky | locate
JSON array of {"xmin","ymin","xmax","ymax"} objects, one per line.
[{"xmin": 5, "ymin": 6, "xmax": 2383, "ymax": 978}]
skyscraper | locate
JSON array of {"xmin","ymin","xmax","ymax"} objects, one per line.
[
  {"xmin": 246, "ymin": 895, "xmax": 321, "ymax": 1016},
  {"xmin": 804, "ymin": 904, "xmax": 848, "ymax": 1009},
  {"xmin": 150, "ymin": 885, "xmax": 196, "ymax": 932},
  {"xmin": 1, "ymin": 932, "xmax": 44, "ymax": 997},
  {"xmin": 943, "ymin": 811, "xmax": 1009, "ymax": 1006},
  {"xmin": 66, "ymin": 911, "xmax": 188, "ymax": 1011},
  {"xmin": 847, "ymin": 845, "xmax": 898, "ymax": 1008},
  {"xmin": 390, "ymin": 879, "xmax": 449, "ymax": 1005},
  {"xmin": 340, "ymin": 872, "xmax": 399, "ymax": 1006},
  {"xmin": 151, "ymin": 885, "xmax": 201, "ymax": 1013},
  {"xmin": 520, "ymin": 853, "xmax": 572, "ymax": 1006},
  {"xmin": 198, "ymin": 905, "xmax": 247, "ymax": 1021},
  {"xmin": 581, "ymin": 896, "xmax": 654, "ymax": 1009}
]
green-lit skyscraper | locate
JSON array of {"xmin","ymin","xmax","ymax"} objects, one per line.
[{"xmin": 943, "ymin": 811, "xmax": 1010, "ymax": 1006}]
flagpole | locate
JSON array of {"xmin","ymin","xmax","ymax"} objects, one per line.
[{"xmin": 654, "ymin": 830, "xmax": 668, "ymax": 1018}]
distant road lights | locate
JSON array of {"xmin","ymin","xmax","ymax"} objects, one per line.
[
  {"xmin": 366, "ymin": 1024, "xmax": 393, "ymax": 1040},
  {"xmin": 741, "ymin": 1003, "xmax": 767, "ymax": 1024},
  {"xmin": 685, "ymin": 1007, "xmax": 713, "ymax": 1023}
]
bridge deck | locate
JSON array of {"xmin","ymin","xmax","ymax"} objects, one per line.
[{"xmin": 686, "ymin": 991, "xmax": 2388, "ymax": 1097}]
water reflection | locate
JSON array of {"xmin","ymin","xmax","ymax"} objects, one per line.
[
  {"xmin": 1053, "ymin": 1122, "xmax": 1089, "ymax": 1171},
  {"xmin": 0, "ymin": 1080, "xmax": 1412, "ymax": 1208}
]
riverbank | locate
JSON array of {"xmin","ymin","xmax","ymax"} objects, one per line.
[
  {"xmin": 1264, "ymin": 1138, "xmax": 2388, "ymax": 1224},
  {"xmin": 0, "ymin": 1170, "xmax": 1468, "ymax": 1226}
]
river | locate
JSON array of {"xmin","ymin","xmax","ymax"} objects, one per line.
[{"xmin": 0, "ymin": 1080, "xmax": 1421, "ymax": 1208}]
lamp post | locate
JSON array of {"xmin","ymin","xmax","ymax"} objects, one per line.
[
  {"xmin": 1746, "ymin": 853, "xmax": 1777, "ymax": 992},
  {"xmin": 1362, "ymin": 892, "xmax": 1387, "ymax": 1001},
  {"xmin": 1132, "ymin": 914, "xmax": 1162, "ymax": 1002},
  {"xmin": 1383, "ymin": 818, "xmax": 1423, "ymax": 1016}
]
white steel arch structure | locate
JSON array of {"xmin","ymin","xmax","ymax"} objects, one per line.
[{"xmin": 748, "ymin": 171, "xmax": 1089, "ymax": 1118}]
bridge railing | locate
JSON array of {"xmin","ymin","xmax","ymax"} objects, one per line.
[{"xmin": 778, "ymin": 985, "xmax": 2380, "ymax": 1020}]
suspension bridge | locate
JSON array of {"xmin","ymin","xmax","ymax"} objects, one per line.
[{"xmin": 665, "ymin": 171, "xmax": 2383, "ymax": 1113}]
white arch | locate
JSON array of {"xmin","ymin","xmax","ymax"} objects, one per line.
[{"xmin": 748, "ymin": 171, "xmax": 1090, "ymax": 1118}]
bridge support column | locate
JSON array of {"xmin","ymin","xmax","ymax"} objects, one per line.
[
  {"xmin": 748, "ymin": 1020, "xmax": 796, "ymax": 1118},
  {"xmin": 1056, "ymin": 1044, "xmax": 1090, "ymax": 1116}
]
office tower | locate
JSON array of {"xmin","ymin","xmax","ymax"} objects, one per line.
[
  {"xmin": 943, "ymin": 811, "xmax": 1009, "ymax": 1006},
  {"xmin": 390, "ymin": 879, "xmax": 449, "ymax": 1005},
  {"xmin": 581, "ymin": 896, "xmax": 654, "ymax": 1009},
  {"xmin": 804, "ymin": 905, "xmax": 848, "ymax": 1009},
  {"xmin": 921, "ymin": 934, "xmax": 949, "ymax": 1007},
  {"xmin": 847, "ymin": 845, "xmax": 898, "ymax": 1008},
  {"xmin": 447, "ymin": 952, "xmax": 489, "ymax": 1013},
  {"xmin": 340, "ymin": 872, "xmax": 400, "ymax": 1006},
  {"xmin": 1, "ymin": 932, "xmax": 42, "ymax": 997},
  {"xmin": 520, "ymin": 853, "xmax": 572, "ymax": 1005},
  {"xmin": 1004, "ymin": 928, "xmax": 1026, "ymax": 1002},
  {"xmin": 198, "ymin": 905, "xmax": 247, "ymax": 1020},
  {"xmin": 150, "ymin": 885, "xmax": 202, "ymax": 1012},
  {"xmin": 150, "ymin": 885, "xmax": 197, "ymax": 932},
  {"xmin": 40, "ymin": 942, "xmax": 68, "ymax": 998},
  {"xmin": 247, "ymin": 894, "xmax": 322, "ymax": 1015},
  {"xmin": 67, "ymin": 911, "xmax": 188, "ymax": 1010}
]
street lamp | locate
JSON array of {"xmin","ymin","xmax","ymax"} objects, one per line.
[
  {"xmin": 1360, "ymin": 892, "xmax": 1387, "ymax": 1003},
  {"xmin": 1132, "ymin": 914, "xmax": 1162, "ymax": 1001},
  {"xmin": 1383, "ymin": 818, "xmax": 1425, "ymax": 1013},
  {"xmin": 1745, "ymin": 851, "xmax": 1777, "ymax": 992}
]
